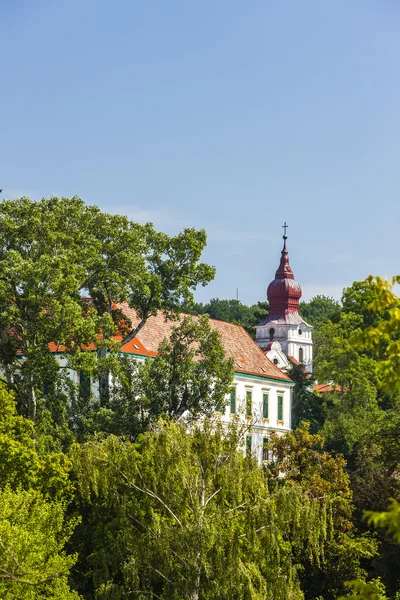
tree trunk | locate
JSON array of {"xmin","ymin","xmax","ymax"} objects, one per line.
[
  {"xmin": 190, "ymin": 470, "xmax": 206, "ymax": 600},
  {"xmin": 98, "ymin": 346, "xmax": 109, "ymax": 406}
]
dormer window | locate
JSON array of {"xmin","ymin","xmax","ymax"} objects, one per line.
[
  {"xmin": 269, "ymin": 328, "xmax": 275, "ymax": 341},
  {"xmin": 273, "ymin": 358, "xmax": 279, "ymax": 365}
]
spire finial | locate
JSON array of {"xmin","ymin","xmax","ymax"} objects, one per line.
[{"xmin": 282, "ymin": 221, "xmax": 288, "ymax": 239}]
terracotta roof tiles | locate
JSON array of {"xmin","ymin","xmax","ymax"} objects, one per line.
[{"xmin": 118, "ymin": 303, "xmax": 291, "ymax": 382}]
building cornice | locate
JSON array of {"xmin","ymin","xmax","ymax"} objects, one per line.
[{"xmin": 234, "ymin": 371, "xmax": 294, "ymax": 386}]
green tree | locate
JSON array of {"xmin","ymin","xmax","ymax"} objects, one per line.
[
  {"xmin": 0, "ymin": 197, "xmax": 215, "ymax": 431},
  {"xmin": 139, "ymin": 315, "xmax": 234, "ymax": 423},
  {"xmin": 299, "ymin": 295, "xmax": 341, "ymax": 327},
  {"xmin": 0, "ymin": 383, "xmax": 72, "ymax": 500},
  {"xmin": 337, "ymin": 501, "xmax": 400, "ymax": 600},
  {"xmin": 0, "ymin": 197, "xmax": 101, "ymax": 422},
  {"xmin": 354, "ymin": 276, "xmax": 400, "ymax": 393},
  {"xmin": 0, "ymin": 487, "xmax": 80, "ymax": 600},
  {"xmin": 267, "ymin": 424, "xmax": 377, "ymax": 600},
  {"xmin": 342, "ymin": 280, "xmax": 387, "ymax": 328},
  {"xmin": 71, "ymin": 420, "xmax": 329, "ymax": 600},
  {"xmin": 288, "ymin": 361, "xmax": 324, "ymax": 432},
  {"xmin": 0, "ymin": 384, "xmax": 79, "ymax": 598},
  {"xmin": 75, "ymin": 315, "xmax": 235, "ymax": 440}
]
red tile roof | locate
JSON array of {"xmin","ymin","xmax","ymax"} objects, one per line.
[
  {"xmin": 18, "ymin": 303, "xmax": 291, "ymax": 382},
  {"xmin": 314, "ymin": 383, "xmax": 341, "ymax": 394},
  {"xmin": 118, "ymin": 304, "xmax": 291, "ymax": 382},
  {"xmin": 288, "ymin": 355, "xmax": 300, "ymax": 365}
]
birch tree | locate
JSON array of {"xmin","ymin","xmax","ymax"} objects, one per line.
[{"xmin": 71, "ymin": 420, "xmax": 329, "ymax": 600}]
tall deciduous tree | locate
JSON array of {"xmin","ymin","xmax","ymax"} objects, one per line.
[
  {"xmin": 0, "ymin": 196, "xmax": 215, "ymax": 424},
  {"xmin": 0, "ymin": 384, "xmax": 79, "ymax": 599},
  {"xmin": 299, "ymin": 295, "xmax": 341, "ymax": 327},
  {"xmin": 0, "ymin": 197, "xmax": 101, "ymax": 421},
  {"xmin": 267, "ymin": 423, "xmax": 377, "ymax": 600},
  {"xmin": 139, "ymin": 315, "xmax": 234, "ymax": 422},
  {"xmin": 288, "ymin": 361, "xmax": 323, "ymax": 432},
  {"xmin": 71, "ymin": 420, "xmax": 329, "ymax": 600},
  {"xmin": 354, "ymin": 275, "xmax": 400, "ymax": 393},
  {"xmin": 0, "ymin": 487, "xmax": 81, "ymax": 600}
]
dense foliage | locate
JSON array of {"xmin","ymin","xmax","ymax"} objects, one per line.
[
  {"xmin": 70, "ymin": 421, "xmax": 330, "ymax": 600},
  {"xmin": 1, "ymin": 197, "xmax": 399, "ymax": 598},
  {"xmin": 187, "ymin": 298, "xmax": 269, "ymax": 337}
]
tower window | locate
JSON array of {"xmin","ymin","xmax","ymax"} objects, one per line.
[
  {"xmin": 298, "ymin": 328, "xmax": 302, "ymax": 335},
  {"xmin": 273, "ymin": 358, "xmax": 279, "ymax": 365},
  {"xmin": 269, "ymin": 327, "xmax": 275, "ymax": 341},
  {"xmin": 299, "ymin": 347, "xmax": 304, "ymax": 363}
]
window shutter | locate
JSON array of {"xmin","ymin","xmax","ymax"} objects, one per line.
[
  {"xmin": 246, "ymin": 435, "xmax": 252, "ymax": 456},
  {"xmin": 277, "ymin": 395, "xmax": 283, "ymax": 421},
  {"xmin": 262, "ymin": 438, "xmax": 269, "ymax": 462},
  {"xmin": 263, "ymin": 392, "xmax": 269, "ymax": 419},
  {"xmin": 230, "ymin": 390, "xmax": 236, "ymax": 414},
  {"xmin": 246, "ymin": 390, "xmax": 252, "ymax": 417}
]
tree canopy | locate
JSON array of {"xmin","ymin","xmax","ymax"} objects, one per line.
[
  {"xmin": 0, "ymin": 196, "xmax": 214, "ymax": 429},
  {"xmin": 2, "ymin": 196, "xmax": 400, "ymax": 599}
]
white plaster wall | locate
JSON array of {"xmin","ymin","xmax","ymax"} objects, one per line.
[
  {"xmin": 6, "ymin": 355, "xmax": 293, "ymax": 465},
  {"xmin": 220, "ymin": 373, "xmax": 293, "ymax": 464}
]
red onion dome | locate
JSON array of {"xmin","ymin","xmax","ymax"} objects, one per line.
[{"xmin": 266, "ymin": 236, "xmax": 302, "ymax": 320}]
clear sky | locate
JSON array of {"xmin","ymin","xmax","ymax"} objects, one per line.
[{"xmin": 1, "ymin": 1, "xmax": 399, "ymax": 305}]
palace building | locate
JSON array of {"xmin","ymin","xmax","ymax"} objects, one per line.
[{"xmin": 108, "ymin": 226, "xmax": 312, "ymax": 463}]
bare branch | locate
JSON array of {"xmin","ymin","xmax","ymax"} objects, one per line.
[{"xmin": 204, "ymin": 488, "xmax": 221, "ymax": 508}]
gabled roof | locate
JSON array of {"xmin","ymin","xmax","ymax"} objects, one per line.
[{"xmin": 118, "ymin": 304, "xmax": 292, "ymax": 382}]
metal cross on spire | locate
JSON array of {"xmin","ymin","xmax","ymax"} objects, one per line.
[{"xmin": 282, "ymin": 221, "xmax": 288, "ymax": 238}]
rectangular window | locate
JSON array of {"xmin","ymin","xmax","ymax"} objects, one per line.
[
  {"xmin": 262, "ymin": 392, "xmax": 269, "ymax": 419},
  {"xmin": 246, "ymin": 390, "xmax": 252, "ymax": 417},
  {"xmin": 277, "ymin": 395, "xmax": 283, "ymax": 422},
  {"xmin": 246, "ymin": 435, "xmax": 252, "ymax": 456},
  {"xmin": 230, "ymin": 390, "xmax": 236, "ymax": 414},
  {"xmin": 262, "ymin": 437, "xmax": 269, "ymax": 462}
]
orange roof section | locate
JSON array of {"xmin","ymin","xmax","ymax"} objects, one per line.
[
  {"xmin": 314, "ymin": 383, "xmax": 341, "ymax": 393},
  {"xmin": 118, "ymin": 303, "xmax": 291, "ymax": 382}
]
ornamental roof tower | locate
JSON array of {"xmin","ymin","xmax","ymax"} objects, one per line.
[
  {"xmin": 255, "ymin": 223, "xmax": 313, "ymax": 371},
  {"xmin": 265, "ymin": 225, "xmax": 302, "ymax": 324}
]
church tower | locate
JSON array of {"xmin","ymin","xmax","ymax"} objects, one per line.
[{"xmin": 255, "ymin": 225, "xmax": 313, "ymax": 371}]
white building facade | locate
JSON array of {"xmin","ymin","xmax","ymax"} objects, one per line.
[
  {"xmin": 219, "ymin": 371, "xmax": 292, "ymax": 462},
  {"xmin": 116, "ymin": 303, "xmax": 294, "ymax": 465}
]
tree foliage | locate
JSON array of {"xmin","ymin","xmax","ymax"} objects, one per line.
[
  {"xmin": 0, "ymin": 487, "xmax": 80, "ymax": 600},
  {"xmin": 353, "ymin": 276, "xmax": 400, "ymax": 393},
  {"xmin": 139, "ymin": 315, "xmax": 234, "ymax": 423},
  {"xmin": 189, "ymin": 298, "xmax": 269, "ymax": 337},
  {"xmin": 288, "ymin": 361, "xmax": 323, "ymax": 432},
  {"xmin": 71, "ymin": 420, "xmax": 329, "ymax": 600},
  {"xmin": 0, "ymin": 197, "xmax": 214, "ymax": 430},
  {"xmin": 299, "ymin": 295, "xmax": 341, "ymax": 327},
  {"xmin": 0, "ymin": 385, "xmax": 79, "ymax": 598},
  {"xmin": 267, "ymin": 424, "xmax": 377, "ymax": 600}
]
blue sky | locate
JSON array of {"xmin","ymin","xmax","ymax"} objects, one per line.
[{"xmin": 1, "ymin": 1, "xmax": 399, "ymax": 304}]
